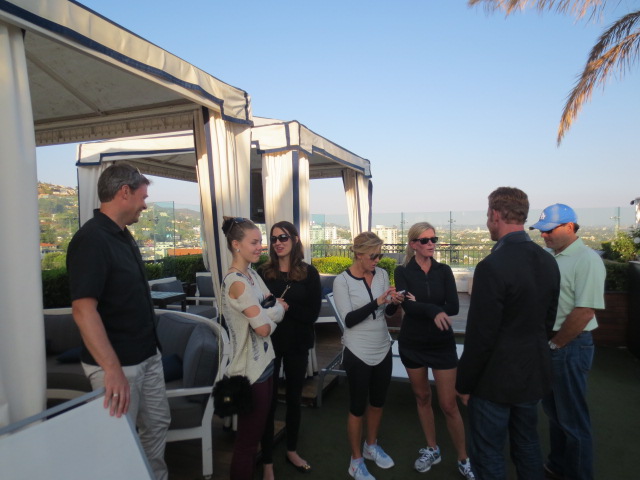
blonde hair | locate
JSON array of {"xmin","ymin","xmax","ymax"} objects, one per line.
[
  {"xmin": 351, "ymin": 231, "xmax": 383, "ymax": 257},
  {"xmin": 403, "ymin": 222, "xmax": 436, "ymax": 266}
]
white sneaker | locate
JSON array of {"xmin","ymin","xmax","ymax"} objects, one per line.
[
  {"xmin": 348, "ymin": 458, "xmax": 376, "ymax": 480},
  {"xmin": 363, "ymin": 441, "xmax": 395, "ymax": 469},
  {"xmin": 414, "ymin": 446, "xmax": 441, "ymax": 473},
  {"xmin": 458, "ymin": 458, "xmax": 476, "ymax": 479}
]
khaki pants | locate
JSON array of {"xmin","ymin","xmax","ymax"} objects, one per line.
[{"xmin": 83, "ymin": 351, "xmax": 170, "ymax": 480}]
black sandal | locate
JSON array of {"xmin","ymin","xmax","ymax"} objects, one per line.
[{"xmin": 286, "ymin": 456, "xmax": 312, "ymax": 473}]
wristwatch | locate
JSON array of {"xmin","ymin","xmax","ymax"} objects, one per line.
[{"xmin": 548, "ymin": 340, "xmax": 561, "ymax": 350}]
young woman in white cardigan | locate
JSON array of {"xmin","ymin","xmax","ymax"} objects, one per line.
[{"xmin": 220, "ymin": 216, "xmax": 287, "ymax": 480}]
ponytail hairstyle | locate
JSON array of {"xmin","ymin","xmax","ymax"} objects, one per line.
[
  {"xmin": 403, "ymin": 222, "xmax": 436, "ymax": 266},
  {"xmin": 221, "ymin": 216, "xmax": 259, "ymax": 252},
  {"xmin": 261, "ymin": 221, "xmax": 308, "ymax": 281}
]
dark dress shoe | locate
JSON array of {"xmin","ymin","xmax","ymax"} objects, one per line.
[{"xmin": 543, "ymin": 464, "xmax": 564, "ymax": 480}]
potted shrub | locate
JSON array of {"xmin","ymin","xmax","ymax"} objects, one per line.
[{"xmin": 594, "ymin": 228, "xmax": 638, "ymax": 348}]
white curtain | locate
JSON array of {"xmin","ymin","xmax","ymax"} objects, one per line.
[
  {"xmin": 0, "ymin": 22, "xmax": 46, "ymax": 426},
  {"xmin": 262, "ymin": 151, "xmax": 311, "ymax": 261},
  {"xmin": 77, "ymin": 158, "xmax": 108, "ymax": 226},
  {"xmin": 194, "ymin": 108, "xmax": 252, "ymax": 304},
  {"xmin": 342, "ymin": 169, "xmax": 373, "ymax": 239}
]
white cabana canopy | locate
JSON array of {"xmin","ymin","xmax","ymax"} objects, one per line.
[
  {"xmin": 0, "ymin": 0, "xmax": 252, "ymax": 427},
  {"xmin": 75, "ymin": 118, "xmax": 373, "ymax": 261},
  {"xmin": 252, "ymin": 117, "xmax": 373, "ymax": 260}
]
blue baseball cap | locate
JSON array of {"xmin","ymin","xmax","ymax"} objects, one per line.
[{"xmin": 529, "ymin": 203, "xmax": 577, "ymax": 231}]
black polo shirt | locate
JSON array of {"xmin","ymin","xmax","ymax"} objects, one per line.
[{"xmin": 67, "ymin": 209, "xmax": 158, "ymax": 366}]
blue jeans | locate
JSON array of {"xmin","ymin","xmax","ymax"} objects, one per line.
[
  {"xmin": 468, "ymin": 396, "xmax": 543, "ymax": 480},
  {"xmin": 542, "ymin": 332, "xmax": 594, "ymax": 480}
]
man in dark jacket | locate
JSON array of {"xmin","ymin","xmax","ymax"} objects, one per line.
[{"xmin": 456, "ymin": 187, "xmax": 560, "ymax": 480}]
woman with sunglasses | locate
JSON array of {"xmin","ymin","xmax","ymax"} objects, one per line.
[
  {"xmin": 333, "ymin": 231, "xmax": 403, "ymax": 480},
  {"xmin": 258, "ymin": 221, "xmax": 321, "ymax": 479},
  {"xmin": 394, "ymin": 222, "xmax": 474, "ymax": 479},
  {"xmin": 220, "ymin": 216, "xmax": 287, "ymax": 480}
]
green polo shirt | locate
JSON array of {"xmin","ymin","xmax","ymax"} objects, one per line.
[{"xmin": 551, "ymin": 237, "xmax": 605, "ymax": 332}]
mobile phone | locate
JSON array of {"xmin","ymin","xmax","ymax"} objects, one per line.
[{"xmin": 396, "ymin": 290, "xmax": 406, "ymax": 295}]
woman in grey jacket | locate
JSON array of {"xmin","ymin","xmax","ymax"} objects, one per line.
[{"xmin": 333, "ymin": 231, "xmax": 403, "ymax": 480}]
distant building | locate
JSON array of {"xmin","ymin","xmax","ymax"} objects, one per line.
[
  {"xmin": 40, "ymin": 243, "xmax": 59, "ymax": 258},
  {"xmin": 310, "ymin": 224, "xmax": 338, "ymax": 243},
  {"xmin": 167, "ymin": 248, "xmax": 203, "ymax": 256},
  {"xmin": 373, "ymin": 225, "xmax": 399, "ymax": 245}
]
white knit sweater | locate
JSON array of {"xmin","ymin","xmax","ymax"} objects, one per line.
[{"xmin": 221, "ymin": 269, "xmax": 284, "ymax": 384}]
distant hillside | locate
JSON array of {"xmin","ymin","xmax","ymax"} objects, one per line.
[{"xmin": 38, "ymin": 182, "xmax": 77, "ymax": 196}]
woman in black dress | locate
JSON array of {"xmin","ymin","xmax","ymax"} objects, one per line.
[
  {"xmin": 259, "ymin": 221, "xmax": 321, "ymax": 479},
  {"xmin": 394, "ymin": 222, "xmax": 474, "ymax": 479}
]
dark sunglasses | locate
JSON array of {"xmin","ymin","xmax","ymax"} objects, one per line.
[
  {"xmin": 541, "ymin": 224, "xmax": 566, "ymax": 235},
  {"xmin": 222, "ymin": 217, "xmax": 248, "ymax": 235},
  {"xmin": 413, "ymin": 237, "xmax": 438, "ymax": 245},
  {"xmin": 369, "ymin": 253, "xmax": 384, "ymax": 260},
  {"xmin": 270, "ymin": 234, "xmax": 291, "ymax": 243}
]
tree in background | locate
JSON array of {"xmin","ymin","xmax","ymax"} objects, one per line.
[
  {"xmin": 469, "ymin": 0, "xmax": 640, "ymax": 144},
  {"xmin": 42, "ymin": 252, "xmax": 66, "ymax": 270}
]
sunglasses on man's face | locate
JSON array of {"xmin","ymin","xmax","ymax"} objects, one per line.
[
  {"xmin": 270, "ymin": 234, "xmax": 291, "ymax": 244},
  {"xmin": 413, "ymin": 237, "xmax": 438, "ymax": 245},
  {"xmin": 541, "ymin": 224, "xmax": 566, "ymax": 235},
  {"xmin": 368, "ymin": 253, "xmax": 384, "ymax": 260}
]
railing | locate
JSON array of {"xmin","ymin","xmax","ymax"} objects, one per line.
[{"xmin": 310, "ymin": 243, "xmax": 493, "ymax": 267}]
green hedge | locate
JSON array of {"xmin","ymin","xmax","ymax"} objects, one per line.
[
  {"xmin": 604, "ymin": 259, "xmax": 629, "ymax": 292},
  {"xmin": 42, "ymin": 268, "xmax": 70, "ymax": 308},
  {"xmin": 158, "ymin": 255, "xmax": 206, "ymax": 284},
  {"xmin": 311, "ymin": 256, "xmax": 352, "ymax": 275},
  {"xmin": 311, "ymin": 256, "xmax": 397, "ymax": 285},
  {"xmin": 41, "ymin": 254, "xmax": 629, "ymax": 307},
  {"xmin": 42, "ymin": 254, "xmax": 208, "ymax": 308}
]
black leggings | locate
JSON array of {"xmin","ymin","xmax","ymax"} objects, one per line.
[
  {"xmin": 261, "ymin": 350, "xmax": 309, "ymax": 463},
  {"xmin": 343, "ymin": 347, "xmax": 392, "ymax": 417}
]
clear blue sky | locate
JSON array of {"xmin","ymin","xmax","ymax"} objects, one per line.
[{"xmin": 36, "ymin": 1, "xmax": 639, "ymax": 217}]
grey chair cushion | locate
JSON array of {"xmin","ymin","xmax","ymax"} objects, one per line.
[
  {"xmin": 46, "ymin": 356, "xmax": 91, "ymax": 392},
  {"xmin": 152, "ymin": 280, "xmax": 184, "ymax": 293},
  {"xmin": 183, "ymin": 323, "xmax": 218, "ymax": 389},
  {"xmin": 44, "ymin": 314, "xmax": 83, "ymax": 354},
  {"xmin": 156, "ymin": 313, "xmax": 198, "ymax": 358},
  {"xmin": 195, "ymin": 275, "xmax": 215, "ymax": 298},
  {"xmin": 320, "ymin": 274, "xmax": 337, "ymax": 295},
  {"xmin": 156, "ymin": 312, "xmax": 219, "ymax": 404},
  {"xmin": 187, "ymin": 305, "xmax": 218, "ymax": 319},
  {"xmin": 168, "ymin": 396, "xmax": 205, "ymax": 429},
  {"xmin": 318, "ymin": 300, "xmax": 335, "ymax": 318}
]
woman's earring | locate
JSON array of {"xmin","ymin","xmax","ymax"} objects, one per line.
[{"xmin": 236, "ymin": 248, "xmax": 240, "ymax": 253}]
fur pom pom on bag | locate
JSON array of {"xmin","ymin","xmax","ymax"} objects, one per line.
[{"xmin": 212, "ymin": 375, "xmax": 253, "ymax": 418}]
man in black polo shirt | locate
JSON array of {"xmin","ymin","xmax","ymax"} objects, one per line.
[{"xmin": 67, "ymin": 163, "xmax": 169, "ymax": 480}]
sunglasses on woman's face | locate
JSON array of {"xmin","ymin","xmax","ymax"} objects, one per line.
[
  {"xmin": 270, "ymin": 234, "xmax": 291, "ymax": 244},
  {"xmin": 368, "ymin": 253, "xmax": 384, "ymax": 260},
  {"xmin": 413, "ymin": 237, "xmax": 438, "ymax": 245}
]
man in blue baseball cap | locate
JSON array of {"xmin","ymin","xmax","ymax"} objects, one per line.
[{"xmin": 529, "ymin": 204, "xmax": 606, "ymax": 480}]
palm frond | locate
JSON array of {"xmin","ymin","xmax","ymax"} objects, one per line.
[
  {"xmin": 468, "ymin": 0, "xmax": 607, "ymax": 20},
  {"xmin": 558, "ymin": 11, "xmax": 640, "ymax": 144}
]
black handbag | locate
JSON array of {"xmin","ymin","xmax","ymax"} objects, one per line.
[{"xmin": 212, "ymin": 375, "xmax": 253, "ymax": 418}]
